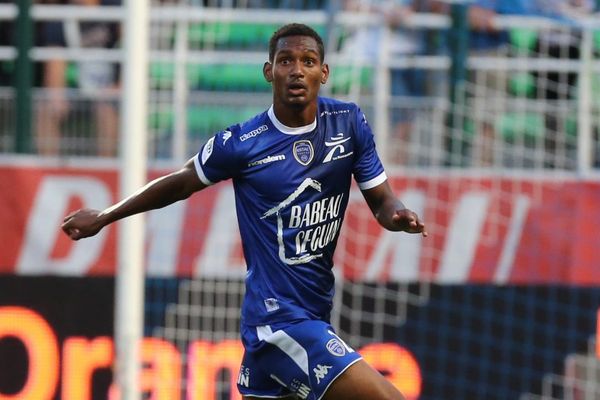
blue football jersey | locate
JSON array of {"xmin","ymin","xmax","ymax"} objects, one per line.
[{"xmin": 193, "ymin": 97, "xmax": 386, "ymax": 326}]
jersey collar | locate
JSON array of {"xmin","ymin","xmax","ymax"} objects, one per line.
[{"xmin": 268, "ymin": 105, "xmax": 317, "ymax": 135}]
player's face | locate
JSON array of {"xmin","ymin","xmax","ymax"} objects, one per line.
[{"xmin": 264, "ymin": 35, "xmax": 329, "ymax": 108}]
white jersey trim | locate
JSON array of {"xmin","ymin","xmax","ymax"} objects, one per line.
[
  {"xmin": 193, "ymin": 154, "xmax": 214, "ymax": 186},
  {"xmin": 257, "ymin": 325, "xmax": 310, "ymax": 376},
  {"xmin": 357, "ymin": 172, "xmax": 387, "ymax": 190},
  {"xmin": 268, "ymin": 105, "xmax": 317, "ymax": 135}
]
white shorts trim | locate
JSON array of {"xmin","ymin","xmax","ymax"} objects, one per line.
[
  {"xmin": 257, "ymin": 325, "xmax": 310, "ymax": 376},
  {"xmin": 240, "ymin": 394, "xmax": 297, "ymax": 399}
]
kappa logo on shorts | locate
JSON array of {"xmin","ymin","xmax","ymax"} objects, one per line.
[
  {"xmin": 326, "ymin": 338, "xmax": 346, "ymax": 357},
  {"xmin": 293, "ymin": 140, "xmax": 314, "ymax": 166},
  {"xmin": 313, "ymin": 364, "xmax": 332, "ymax": 384}
]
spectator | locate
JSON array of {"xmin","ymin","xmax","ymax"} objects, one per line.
[
  {"xmin": 532, "ymin": 0, "xmax": 596, "ymax": 101},
  {"xmin": 35, "ymin": 0, "xmax": 67, "ymax": 156},
  {"xmin": 0, "ymin": 0, "xmax": 14, "ymax": 153},
  {"xmin": 533, "ymin": 0, "xmax": 596, "ymax": 168},
  {"xmin": 0, "ymin": 0, "xmax": 13, "ymax": 88},
  {"xmin": 433, "ymin": 0, "xmax": 541, "ymax": 166},
  {"xmin": 36, "ymin": 0, "xmax": 120, "ymax": 156},
  {"xmin": 456, "ymin": 0, "xmax": 595, "ymax": 168},
  {"xmin": 340, "ymin": 0, "xmax": 429, "ymax": 165}
]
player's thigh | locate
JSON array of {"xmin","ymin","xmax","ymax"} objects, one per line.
[{"xmin": 322, "ymin": 359, "xmax": 405, "ymax": 400}]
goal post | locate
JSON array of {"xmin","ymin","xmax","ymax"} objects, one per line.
[{"xmin": 115, "ymin": 0, "xmax": 149, "ymax": 399}]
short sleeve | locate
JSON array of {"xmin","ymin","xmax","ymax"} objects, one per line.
[
  {"xmin": 352, "ymin": 108, "xmax": 387, "ymax": 190},
  {"xmin": 193, "ymin": 129, "xmax": 240, "ymax": 186}
]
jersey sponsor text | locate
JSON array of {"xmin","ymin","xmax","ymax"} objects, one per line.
[
  {"xmin": 240, "ymin": 125, "xmax": 268, "ymax": 142},
  {"xmin": 248, "ymin": 154, "xmax": 286, "ymax": 167},
  {"xmin": 288, "ymin": 194, "xmax": 343, "ymax": 256},
  {"xmin": 237, "ymin": 365, "xmax": 250, "ymax": 387}
]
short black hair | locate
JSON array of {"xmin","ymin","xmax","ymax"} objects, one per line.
[{"xmin": 268, "ymin": 23, "xmax": 325, "ymax": 63}]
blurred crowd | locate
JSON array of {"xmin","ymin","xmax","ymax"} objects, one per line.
[
  {"xmin": 0, "ymin": 0, "xmax": 598, "ymax": 164},
  {"xmin": 340, "ymin": 0, "xmax": 598, "ymax": 166},
  {"xmin": 0, "ymin": 0, "xmax": 121, "ymax": 156}
]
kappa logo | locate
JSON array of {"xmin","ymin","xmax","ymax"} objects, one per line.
[
  {"xmin": 222, "ymin": 130, "xmax": 232, "ymax": 145},
  {"xmin": 323, "ymin": 133, "xmax": 353, "ymax": 163},
  {"xmin": 293, "ymin": 140, "xmax": 314, "ymax": 166},
  {"xmin": 240, "ymin": 125, "xmax": 268, "ymax": 142},
  {"xmin": 313, "ymin": 364, "xmax": 332, "ymax": 384}
]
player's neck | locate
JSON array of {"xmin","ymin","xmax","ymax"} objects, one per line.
[{"xmin": 272, "ymin": 102, "xmax": 317, "ymax": 128}]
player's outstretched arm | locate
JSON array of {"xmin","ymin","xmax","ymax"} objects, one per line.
[
  {"xmin": 61, "ymin": 157, "xmax": 206, "ymax": 240},
  {"xmin": 361, "ymin": 180, "xmax": 427, "ymax": 236}
]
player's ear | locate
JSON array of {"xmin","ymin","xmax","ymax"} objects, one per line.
[
  {"xmin": 320, "ymin": 63, "xmax": 329, "ymax": 85},
  {"xmin": 263, "ymin": 62, "xmax": 273, "ymax": 82}
]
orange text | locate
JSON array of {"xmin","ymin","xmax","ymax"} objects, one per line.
[{"xmin": 0, "ymin": 307, "xmax": 421, "ymax": 400}]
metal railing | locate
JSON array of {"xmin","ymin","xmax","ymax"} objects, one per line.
[{"xmin": 0, "ymin": 3, "xmax": 598, "ymax": 175}]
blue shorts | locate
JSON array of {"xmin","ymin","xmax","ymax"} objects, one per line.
[{"xmin": 237, "ymin": 319, "xmax": 362, "ymax": 399}]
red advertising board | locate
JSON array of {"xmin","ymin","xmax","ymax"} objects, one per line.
[{"xmin": 1, "ymin": 163, "xmax": 598, "ymax": 284}]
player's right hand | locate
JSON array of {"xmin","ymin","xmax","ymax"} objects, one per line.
[{"xmin": 61, "ymin": 208, "xmax": 104, "ymax": 240}]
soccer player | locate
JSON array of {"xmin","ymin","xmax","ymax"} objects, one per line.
[{"xmin": 62, "ymin": 23, "xmax": 427, "ymax": 400}]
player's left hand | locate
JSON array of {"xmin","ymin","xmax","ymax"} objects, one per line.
[{"xmin": 392, "ymin": 209, "xmax": 427, "ymax": 236}]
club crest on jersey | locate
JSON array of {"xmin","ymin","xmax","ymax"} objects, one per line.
[
  {"xmin": 293, "ymin": 140, "xmax": 314, "ymax": 166},
  {"xmin": 326, "ymin": 338, "xmax": 346, "ymax": 356}
]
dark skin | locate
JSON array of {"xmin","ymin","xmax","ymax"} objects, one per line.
[
  {"xmin": 62, "ymin": 34, "xmax": 426, "ymax": 400},
  {"xmin": 263, "ymin": 35, "xmax": 328, "ymax": 127}
]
